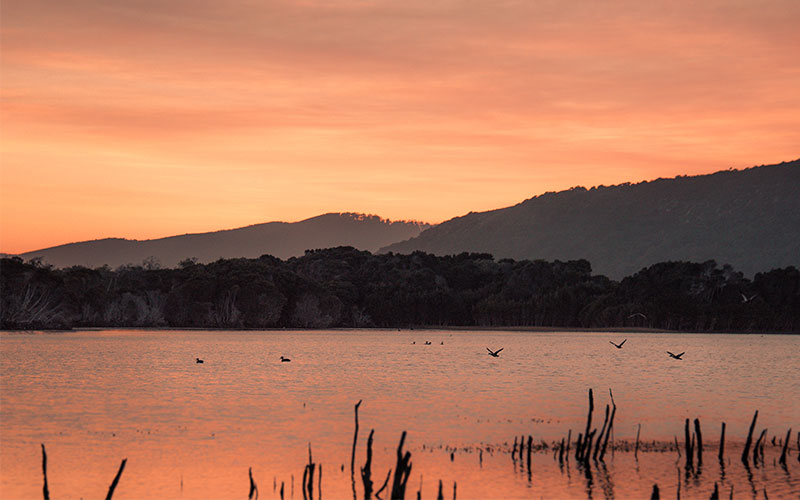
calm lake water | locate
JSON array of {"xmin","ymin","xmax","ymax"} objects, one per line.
[{"xmin": 1, "ymin": 329, "xmax": 798, "ymax": 499}]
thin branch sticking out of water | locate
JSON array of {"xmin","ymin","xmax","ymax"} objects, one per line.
[
  {"xmin": 779, "ymin": 428, "xmax": 791, "ymax": 467},
  {"xmin": 742, "ymin": 410, "xmax": 758, "ymax": 465},
  {"xmin": 105, "ymin": 458, "xmax": 127, "ymax": 500},
  {"xmin": 249, "ymin": 467, "xmax": 259, "ymax": 500},
  {"xmin": 390, "ymin": 432, "xmax": 412, "ymax": 500},
  {"xmin": 41, "ymin": 444, "xmax": 49, "ymax": 500},
  {"xmin": 352, "ymin": 400, "xmax": 362, "ymax": 500}
]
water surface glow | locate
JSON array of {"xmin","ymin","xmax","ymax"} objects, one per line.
[{"xmin": 2, "ymin": 329, "xmax": 798, "ymax": 499}]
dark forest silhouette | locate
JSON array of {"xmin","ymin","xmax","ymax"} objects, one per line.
[{"xmin": 2, "ymin": 248, "xmax": 798, "ymax": 331}]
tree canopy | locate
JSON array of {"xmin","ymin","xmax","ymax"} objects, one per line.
[{"xmin": 2, "ymin": 248, "xmax": 797, "ymax": 332}]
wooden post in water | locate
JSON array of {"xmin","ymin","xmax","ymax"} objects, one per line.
[
  {"xmin": 718, "ymin": 422, "xmax": 726, "ymax": 462},
  {"xmin": 303, "ymin": 463, "xmax": 309, "ymax": 500},
  {"xmin": 526, "ymin": 435, "xmax": 532, "ymax": 473},
  {"xmin": 566, "ymin": 429, "xmax": 571, "ymax": 455},
  {"xmin": 599, "ymin": 390, "xmax": 617, "ymax": 461},
  {"xmin": 512, "ymin": 436, "xmax": 518, "ymax": 461},
  {"xmin": 650, "ymin": 483, "xmax": 660, "ymax": 499},
  {"xmin": 741, "ymin": 410, "xmax": 758, "ymax": 465},
  {"xmin": 582, "ymin": 430, "xmax": 596, "ymax": 467},
  {"xmin": 361, "ymin": 429, "xmax": 375, "ymax": 500},
  {"xmin": 635, "ymin": 424, "xmax": 641, "ymax": 460},
  {"xmin": 436, "ymin": 480, "xmax": 443, "ymax": 500},
  {"xmin": 593, "ymin": 404, "xmax": 609, "ymax": 461},
  {"xmin": 105, "ymin": 458, "xmax": 127, "ymax": 500},
  {"xmin": 694, "ymin": 418, "xmax": 703, "ymax": 466},
  {"xmin": 582, "ymin": 389, "xmax": 594, "ymax": 460},
  {"xmin": 754, "ymin": 429, "xmax": 767, "ymax": 464},
  {"xmin": 41, "ymin": 444, "xmax": 50, "ymax": 500},
  {"xmin": 304, "ymin": 444, "xmax": 316, "ymax": 500},
  {"xmin": 684, "ymin": 419, "xmax": 694, "ymax": 470},
  {"xmin": 249, "ymin": 468, "xmax": 258, "ymax": 500},
  {"xmin": 779, "ymin": 428, "xmax": 791, "ymax": 466},
  {"xmin": 390, "ymin": 432, "xmax": 412, "ymax": 500},
  {"xmin": 710, "ymin": 482, "xmax": 719, "ymax": 500},
  {"xmin": 352, "ymin": 400, "xmax": 362, "ymax": 500}
]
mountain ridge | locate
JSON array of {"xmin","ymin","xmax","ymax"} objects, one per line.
[
  {"xmin": 18, "ymin": 212, "xmax": 431, "ymax": 269},
  {"xmin": 381, "ymin": 159, "xmax": 800, "ymax": 279}
]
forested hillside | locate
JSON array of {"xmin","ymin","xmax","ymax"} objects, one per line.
[
  {"xmin": 382, "ymin": 160, "xmax": 800, "ymax": 279},
  {"xmin": 3, "ymin": 248, "xmax": 798, "ymax": 332}
]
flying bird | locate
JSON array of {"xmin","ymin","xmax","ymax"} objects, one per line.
[
  {"xmin": 627, "ymin": 313, "xmax": 647, "ymax": 320},
  {"xmin": 667, "ymin": 351, "xmax": 685, "ymax": 360},
  {"xmin": 609, "ymin": 339, "xmax": 627, "ymax": 349},
  {"xmin": 741, "ymin": 293, "xmax": 757, "ymax": 303},
  {"xmin": 196, "ymin": 358, "xmax": 204, "ymax": 364},
  {"xmin": 487, "ymin": 347, "xmax": 504, "ymax": 357},
  {"xmin": 280, "ymin": 356, "xmax": 291, "ymax": 362}
]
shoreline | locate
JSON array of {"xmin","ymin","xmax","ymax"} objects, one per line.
[{"xmin": 2, "ymin": 326, "xmax": 798, "ymax": 335}]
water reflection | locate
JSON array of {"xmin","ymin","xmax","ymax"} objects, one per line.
[{"xmin": 1, "ymin": 329, "xmax": 799, "ymax": 499}]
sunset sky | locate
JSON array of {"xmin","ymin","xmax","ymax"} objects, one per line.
[{"xmin": 1, "ymin": 0, "xmax": 799, "ymax": 254}]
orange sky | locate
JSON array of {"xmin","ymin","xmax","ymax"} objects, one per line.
[{"xmin": 1, "ymin": 1, "xmax": 799, "ymax": 254}]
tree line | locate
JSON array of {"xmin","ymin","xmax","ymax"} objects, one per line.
[{"xmin": 1, "ymin": 247, "xmax": 798, "ymax": 332}]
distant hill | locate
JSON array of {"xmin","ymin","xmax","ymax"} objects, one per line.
[
  {"xmin": 381, "ymin": 160, "xmax": 800, "ymax": 279},
  {"xmin": 18, "ymin": 213, "xmax": 431, "ymax": 269}
]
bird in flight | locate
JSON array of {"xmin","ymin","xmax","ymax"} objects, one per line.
[
  {"xmin": 667, "ymin": 351, "xmax": 685, "ymax": 360},
  {"xmin": 627, "ymin": 313, "xmax": 647, "ymax": 320},
  {"xmin": 609, "ymin": 339, "xmax": 627, "ymax": 349},
  {"xmin": 741, "ymin": 293, "xmax": 757, "ymax": 303},
  {"xmin": 487, "ymin": 347, "xmax": 504, "ymax": 357},
  {"xmin": 280, "ymin": 356, "xmax": 291, "ymax": 362}
]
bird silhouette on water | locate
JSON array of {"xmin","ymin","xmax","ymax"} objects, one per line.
[
  {"xmin": 609, "ymin": 339, "xmax": 627, "ymax": 349},
  {"xmin": 667, "ymin": 351, "xmax": 685, "ymax": 360},
  {"xmin": 280, "ymin": 356, "xmax": 291, "ymax": 362},
  {"xmin": 195, "ymin": 358, "xmax": 204, "ymax": 364},
  {"xmin": 487, "ymin": 347, "xmax": 504, "ymax": 357}
]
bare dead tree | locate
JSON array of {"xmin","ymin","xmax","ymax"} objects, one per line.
[
  {"xmin": 779, "ymin": 428, "xmax": 791, "ymax": 466},
  {"xmin": 352, "ymin": 400, "xmax": 362, "ymax": 500},
  {"xmin": 41, "ymin": 444, "xmax": 49, "ymax": 500},
  {"xmin": 390, "ymin": 432, "xmax": 412, "ymax": 500},
  {"xmin": 742, "ymin": 411, "xmax": 758, "ymax": 465},
  {"xmin": 361, "ymin": 429, "xmax": 375, "ymax": 499},
  {"xmin": 105, "ymin": 458, "xmax": 127, "ymax": 500},
  {"xmin": 249, "ymin": 467, "xmax": 259, "ymax": 500}
]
